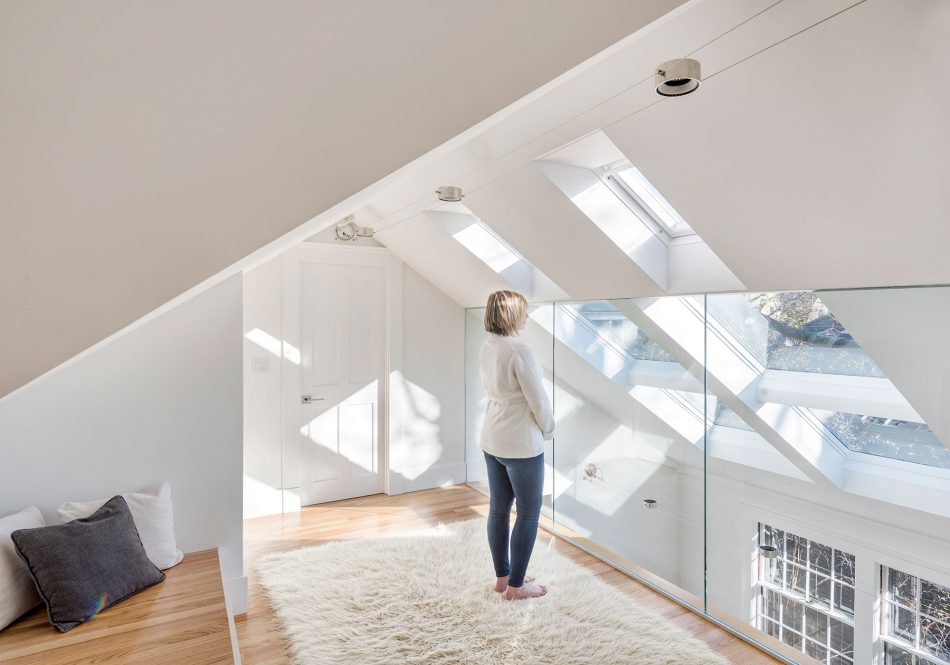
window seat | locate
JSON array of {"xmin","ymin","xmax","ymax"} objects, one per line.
[{"xmin": 0, "ymin": 549, "xmax": 235, "ymax": 665}]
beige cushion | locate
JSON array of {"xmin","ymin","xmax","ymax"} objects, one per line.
[
  {"xmin": 58, "ymin": 482, "xmax": 183, "ymax": 570},
  {"xmin": 0, "ymin": 506, "xmax": 45, "ymax": 631}
]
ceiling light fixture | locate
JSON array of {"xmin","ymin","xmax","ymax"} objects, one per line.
[
  {"xmin": 334, "ymin": 215, "xmax": 374, "ymax": 242},
  {"xmin": 436, "ymin": 186, "xmax": 464, "ymax": 202},
  {"xmin": 655, "ymin": 58, "xmax": 701, "ymax": 97}
]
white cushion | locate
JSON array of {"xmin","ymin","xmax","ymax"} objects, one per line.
[
  {"xmin": 1, "ymin": 506, "xmax": 45, "ymax": 631},
  {"xmin": 58, "ymin": 482, "xmax": 183, "ymax": 570}
]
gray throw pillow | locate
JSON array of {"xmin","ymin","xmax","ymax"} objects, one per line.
[{"xmin": 11, "ymin": 495, "xmax": 165, "ymax": 632}]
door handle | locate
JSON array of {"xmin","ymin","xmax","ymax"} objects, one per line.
[{"xmin": 301, "ymin": 395, "xmax": 326, "ymax": 404}]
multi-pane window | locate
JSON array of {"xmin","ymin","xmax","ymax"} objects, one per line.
[
  {"xmin": 883, "ymin": 567, "xmax": 950, "ymax": 665},
  {"xmin": 757, "ymin": 523, "xmax": 856, "ymax": 664}
]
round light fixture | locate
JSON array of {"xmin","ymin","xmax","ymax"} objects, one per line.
[
  {"xmin": 642, "ymin": 499, "xmax": 658, "ymax": 510},
  {"xmin": 759, "ymin": 544, "xmax": 779, "ymax": 559},
  {"xmin": 436, "ymin": 185, "xmax": 464, "ymax": 202},
  {"xmin": 655, "ymin": 58, "xmax": 701, "ymax": 97}
]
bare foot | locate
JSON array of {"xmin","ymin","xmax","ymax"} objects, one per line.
[
  {"xmin": 494, "ymin": 575, "xmax": 534, "ymax": 592},
  {"xmin": 503, "ymin": 581, "xmax": 548, "ymax": 600}
]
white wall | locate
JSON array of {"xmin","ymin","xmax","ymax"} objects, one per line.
[
  {"xmin": 243, "ymin": 247, "xmax": 467, "ymax": 518},
  {"xmin": 0, "ymin": 275, "xmax": 246, "ymax": 614},
  {"xmin": 389, "ymin": 267, "xmax": 466, "ymax": 493},
  {"xmin": 243, "ymin": 257, "xmax": 285, "ymax": 519}
]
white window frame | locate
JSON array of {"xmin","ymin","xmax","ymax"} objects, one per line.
[
  {"xmin": 880, "ymin": 566, "xmax": 950, "ymax": 665},
  {"xmin": 595, "ymin": 160, "xmax": 696, "ymax": 243},
  {"xmin": 756, "ymin": 523, "xmax": 857, "ymax": 664}
]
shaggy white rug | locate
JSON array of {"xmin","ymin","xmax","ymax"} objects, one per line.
[{"xmin": 257, "ymin": 518, "xmax": 728, "ymax": 665}]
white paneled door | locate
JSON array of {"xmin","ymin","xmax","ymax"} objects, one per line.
[{"xmin": 298, "ymin": 260, "xmax": 385, "ymax": 505}]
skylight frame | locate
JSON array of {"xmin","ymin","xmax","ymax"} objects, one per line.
[
  {"xmin": 450, "ymin": 219, "xmax": 522, "ymax": 275},
  {"xmin": 596, "ymin": 160, "xmax": 696, "ymax": 243}
]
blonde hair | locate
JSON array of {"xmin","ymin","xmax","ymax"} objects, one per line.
[{"xmin": 484, "ymin": 290, "xmax": 528, "ymax": 336}]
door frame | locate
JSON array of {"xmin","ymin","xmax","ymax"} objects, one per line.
[{"xmin": 281, "ymin": 243, "xmax": 403, "ymax": 509}]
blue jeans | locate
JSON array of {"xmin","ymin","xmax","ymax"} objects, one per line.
[{"xmin": 484, "ymin": 451, "xmax": 544, "ymax": 588}]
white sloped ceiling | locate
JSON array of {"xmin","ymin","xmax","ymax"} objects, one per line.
[{"xmin": 0, "ymin": 0, "xmax": 685, "ymax": 398}]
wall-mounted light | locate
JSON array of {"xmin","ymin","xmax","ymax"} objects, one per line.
[
  {"xmin": 655, "ymin": 58, "xmax": 701, "ymax": 97},
  {"xmin": 642, "ymin": 499, "xmax": 658, "ymax": 510},
  {"xmin": 436, "ymin": 186, "xmax": 464, "ymax": 202},
  {"xmin": 583, "ymin": 463, "xmax": 603, "ymax": 482},
  {"xmin": 334, "ymin": 215, "xmax": 375, "ymax": 242}
]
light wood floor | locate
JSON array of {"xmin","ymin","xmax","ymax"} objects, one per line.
[
  {"xmin": 0, "ymin": 549, "xmax": 232, "ymax": 665},
  {"xmin": 236, "ymin": 485, "xmax": 783, "ymax": 665}
]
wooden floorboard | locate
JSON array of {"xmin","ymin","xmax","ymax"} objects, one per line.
[
  {"xmin": 236, "ymin": 485, "xmax": 784, "ymax": 665},
  {"xmin": 0, "ymin": 549, "xmax": 233, "ymax": 665}
]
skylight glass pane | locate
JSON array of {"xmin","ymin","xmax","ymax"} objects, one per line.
[
  {"xmin": 709, "ymin": 292, "xmax": 885, "ymax": 377},
  {"xmin": 571, "ymin": 301, "xmax": 674, "ymax": 362},
  {"xmin": 451, "ymin": 222, "xmax": 520, "ymax": 274},
  {"xmin": 706, "ymin": 290, "xmax": 949, "ymax": 468},
  {"xmin": 615, "ymin": 165, "xmax": 693, "ymax": 236},
  {"xmin": 713, "ymin": 402, "xmax": 755, "ymax": 431},
  {"xmin": 812, "ymin": 410, "xmax": 950, "ymax": 469}
]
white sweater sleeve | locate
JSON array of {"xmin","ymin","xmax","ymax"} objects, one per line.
[{"xmin": 512, "ymin": 347, "xmax": 556, "ymax": 440}]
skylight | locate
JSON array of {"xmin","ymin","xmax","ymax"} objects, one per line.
[
  {"xmin": 603, "ymin": 162, "xmax": 695, "ymax": 240},
  {"xmin": 451, "ymin": 221, "xmax": 520, "ymax": 273},
  {"xmin": 568, "ymin": 301, "xmax": 674, "ymax": 363},
  {"xmin": 707, "ymin": 291, "xmax": 949, "ymax": 469}
]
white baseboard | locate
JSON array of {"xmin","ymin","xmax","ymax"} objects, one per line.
[
  {"xmin": 224, "ymin": 574, "xmax": 249, "ymax": 616},
  {"xmin": 218, "ymin": 549, "xmax": 247, "ymax": 664},
  {"xmin": 390, "ymin": 461, "xmax": 467, "ymax": 494}
]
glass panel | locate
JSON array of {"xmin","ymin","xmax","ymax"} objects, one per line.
[
  {"xmin": 810, "ymin": 572, "xmax": 832, "ymax": 608},
  {"xmin": 548, "ymin": 297, "xmax": 706, "ymax": 606},
  {"xmin": 783, "ymin": 596, "xmax": 804, "ymax": 631},
  {"xmin": 783, "ymin": 630, "xmax": 803, "ymax": 650},
  {"xmin": 463, "ymin": 286, "xmax": 950, "ymax": 665},
  {"xmin": 755, "ymin": 292, "xmax": 884, "ymax": 377},
  {"xmin": 885, "ymin": 642, "xmax": 916, "ymax": 665},
  {"xmin": 884, "ymin": 568, "xmax": 950, "ymax": 665},
  {"xmin": 813, "ymin": 410, "xmax": 950, "ymax": 469},
  {"xmin": 922, "ymin": 580, "xmax": 950, "ymax": 622},
  {"xmin": 811, "ymin": 542, "xmax": 833, "ymax": 575},
  {"xmin": 464, "ymin": 303, "xmax": 555, "ymax": 525},
  {"xmin": 787, "ymin": 563, "xmax": 807, "ymax": 595},
  {"xmin": 830, "ymin": 619, "xmax": 854, "ymax": 657},
  {"xmin": 835, "ymin": 583, "xmax": 855, "ymax": 617},
  {"xmin": 705, "ymin": 289, "xmax": 948, "ymax": 469},
  {"xmin": 806, "ymin": 638, "xmax": 828, "ymax": 662},
  {"xmin": 786, "ymin": 533, "xmax": 808, "ymax": 566},
  {"xmin": 836, "ymin": 551, "xmax": 856, "ymax": 586},
  {"xmin": 891, "ymin": 569, "xmax": 919, "ymax": 607},
  {"xmin": 612, "ymin": 164, "xmax": 694, "ymax": 236},
  {"xmin": 763, "ymin": 588, "xmax": 781, "ymax": 621},
  {"xmin": 921, "ymin": 619, "xmax": 950, "ymax": 662},
  {"xmin": 806, "ymin": 606, "xmax": 829, "ymax": 644},
  {"xmin": 892, "ymin": 603, "xmax": 918, "ymax": 643}
]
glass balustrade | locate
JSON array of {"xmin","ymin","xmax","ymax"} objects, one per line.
[{"xmin": 465, "ymin": 286, "xmax": 950, "ymax": 665}]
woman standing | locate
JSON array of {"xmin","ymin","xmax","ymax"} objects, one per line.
[{"xmin": 479, "ymin": 290, "xmax": 555, "ymax": 600}]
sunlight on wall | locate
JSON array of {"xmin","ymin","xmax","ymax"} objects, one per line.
[
  {"xmin": 299, "ymin": 381, "xmax": 378, "ymax": 473},
  {"xmin": 243, "ymin": 474, "xmax": 283, "ymax": 519},
  {"xmin": 245, "ymin": 327, "xmax": 301, "ymax": 365},
  {"xmin": 390, "ymin": 371, "xmax": 445, "ymax": 481}
]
